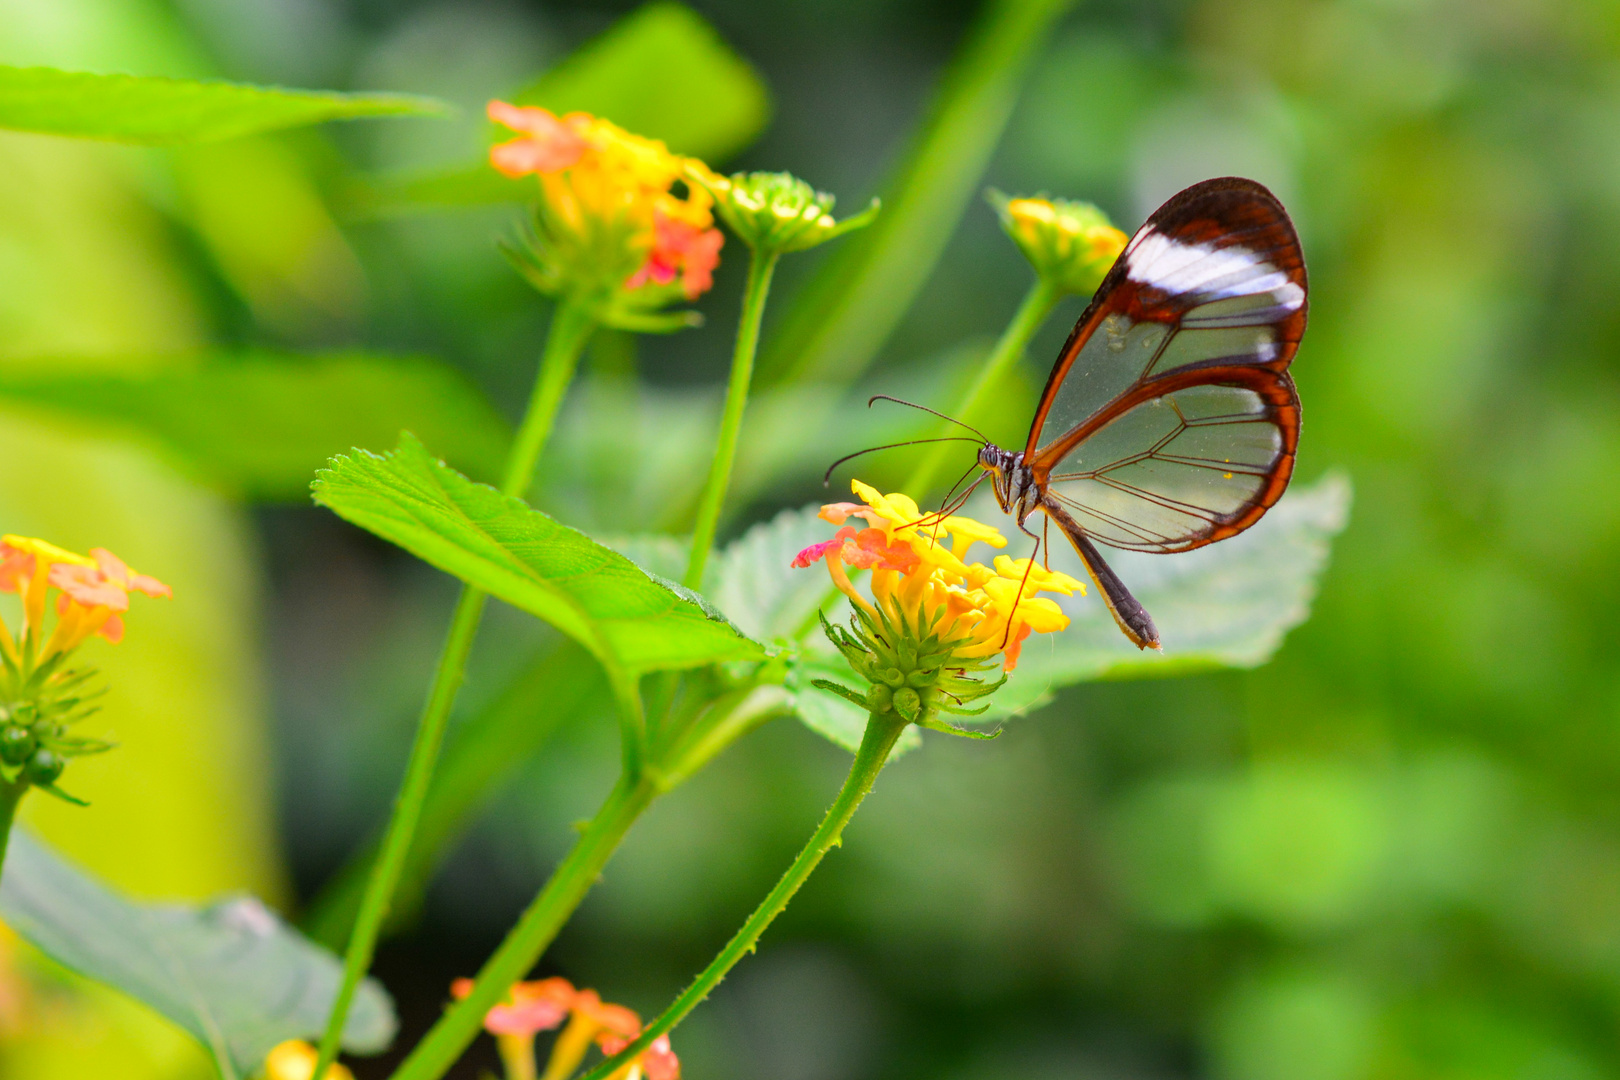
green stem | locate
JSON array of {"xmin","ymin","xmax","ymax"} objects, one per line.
[
  {"xmin": 575, "ymin": 712, "xmax": 909, "ymax": 1080},
  {"xmin": 387, "ymin": 774, "xmax": 659, "ymax": 1080},
  {"xmin": 315, "ymin": 299, "xmax": 596, "ymax": 1079},
  {"xmin": 906, "ymin": 275, "xmax": 1059, "ymax": 494},
  {"xmin": 0, "ymin": 776, "xmax": 28, "ymax": 888},
  {"xmin": 503, "ymin": 300, "xmax": 599, "ymax": 499},
  {"xmin": 685, "ymin": 249, "xmax": 780, "ymax": 589}
]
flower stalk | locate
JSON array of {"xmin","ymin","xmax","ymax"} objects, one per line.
[
  {"xmin": 0, "ymin": 774, "xmax": 27, "ymax": 887},
  {"xmin": 684, "ymin": 169, "xmax": 878, "ymax": 588},
  {"xmin": 387, "ymin": 774, "xmax": 657, "ymax": 1080},
  {"xmin": 906, "ymin": 274, "xmax": 1058, "ymax": 493},
  {"xmin": 315, "ymin": 299, "xmax": 597, "ymax": 1079},
  {"xmin": 576, "ymin": 710, "xmax": 910, "ymax": 1080},
  {"xmin": 684, "ymin": 248, "xmax": 777, "ymax": 588}
]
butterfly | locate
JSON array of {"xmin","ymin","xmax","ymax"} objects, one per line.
[{"xmin": 887, "ymin": 177, "xmax": 1307, "ymax": 651}]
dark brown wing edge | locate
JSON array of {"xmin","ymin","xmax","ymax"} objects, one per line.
[
  {"xmin": 1023, "ymin": 176, "xmax": 1308, "ymax": 461},
  {"xmin": 1032, "ymin": 364, "xmax": 1301, "ymax": 553},
  {"xmin": 1041, "ymin": 499, "xmax": 1162, "ymax": 650}
]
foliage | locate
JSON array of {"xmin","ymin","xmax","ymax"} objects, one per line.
[
  {"xmin": 312, "ymin": 434, "xmax": 763, "ymax": 678},
  {"xmin": 0, "ymin": 1, "xmax": 1436, "ymax": 1079},
  {"xmin": 0, "ymin": 65, "xmax": 445, "ymax": 143},
  {"xmin": 0, "ymin": 353, "xmax": 512, "ymax": 499},
  {"xmin": 0, "ymin": 831, "xmax": 394, "ymax": 1079},
  {"xmin": 354, "ymin": 2, "xmax": 770, "ymax": 216}
]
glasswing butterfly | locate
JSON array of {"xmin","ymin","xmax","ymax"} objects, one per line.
[{"xmin": 859, "ymin": 177, "xmax": 1306, "ymax": 651}]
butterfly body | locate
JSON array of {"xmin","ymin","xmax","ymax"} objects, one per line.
[{"xmin": 972, "ymin": 177, "xmax": 1308, "ymax": 652}]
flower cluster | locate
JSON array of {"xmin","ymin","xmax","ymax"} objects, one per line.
[
  {"xmin": 451, "ymin": 975, "xmax": 679, "ymax": 1080},
  {"xmin": 794, "ymin": 482, "xmax": 1083, "ymax": 731},
  {"xmin": 691, "ymin": 167, "xmax": 879, "ymax": 254},
  {"xmin": 489, "ymin": 101, "xmax": 723, "ymax": 325},
  {"xmin": 991, "ymin": 192, "xmax": 1127, "ymax": 296},
  {"xmin": 0, "ymin": 537, "xmax": 168, "ymax": 800}
]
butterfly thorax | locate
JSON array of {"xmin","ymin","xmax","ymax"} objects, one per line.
[{"xmin": 978, "ymin": 444, "xmax": 1039, "ymax": 525}]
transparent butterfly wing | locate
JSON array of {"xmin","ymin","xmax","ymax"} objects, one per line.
[{"xmin": 1027, "ymin": 178, "xmax": 1307, "ymax": 553}]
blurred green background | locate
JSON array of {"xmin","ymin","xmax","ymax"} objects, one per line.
[{"xmin": 3, "ymin": 0, "xmax": 1618, "ymax": 1077}]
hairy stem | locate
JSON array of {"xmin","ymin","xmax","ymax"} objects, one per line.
[
  {"xmin": 906, "ymin": 275, "xmax": 1058, "ymax": 494},
  {"xmin": 315, "ymin": 299, "xmax": 595, "ymax": 1077},
  {"xmin": 387, "ymin": 774, "xmax": 658, "ymax": 1080},
  {"xmin": 685, "ymin": 249, "xmax": 780, "ymax": 589},
  {"xmin": 575, "ymin": 712, "xmax": 909, "ymax": 1080}
]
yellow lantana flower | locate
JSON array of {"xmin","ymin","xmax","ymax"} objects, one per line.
[
  {"xmin": 263, "ymin": 1040, "xmax": 354, "ymax": 1080},
  {"xmin": 794, "ymin": 481, "xmax": 1084, "ymax": 736},
  {"xmin": 796, "ymin": 480, "xmax": 1082, "ymax": 675},
  {"xmin": 489, "ymin": 101, "xmax": 723, "ymax": 316}
]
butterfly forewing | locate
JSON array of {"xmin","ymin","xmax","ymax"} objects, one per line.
[{"xmin": 1028, "ymin": 177, "xmax": 1306, "ymax": 554}]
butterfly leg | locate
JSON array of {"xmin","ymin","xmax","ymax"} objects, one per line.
[
  {"xmin": 1039, "ymin": 499, "xmax": 1162, "ymax": 651},
  {"xmin": 999, "ymin": 518, "xmax": 1044, "ymax": 650}
]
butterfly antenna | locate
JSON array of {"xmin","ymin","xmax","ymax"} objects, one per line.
[
  {"xmin": 867, "ymin": 395, "xmax": 991, "ymax": 443},
  {"xmin": 822, "ymin": 437, "xmax": 984, "ymax": 486},
  {"xmin": 903, "ymin": 470, "xmax": 988, "ymax": 535},
  {"xmin": 916, "ymin": 458, "xmax": 984, "ymax": 546}
]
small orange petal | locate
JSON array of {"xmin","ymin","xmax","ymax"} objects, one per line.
[{"xmin": 95, "ymin": 613, "xmax": 124, "ymax": 645}]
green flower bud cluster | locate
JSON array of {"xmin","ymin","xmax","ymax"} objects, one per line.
[
  {"xmin": 0, "ymin": 667, "xmax": 114, "ymax": 805},
  {"xmin": 697, "ymin": 169, "xmax": 879, "ymax": 254},
  {"xmin": 811, "ymin": 607, "xmax": 1004, "ymax": 740},
  {"xmin": 988, "ymin": 189, "xmax": 1128, "ymax": 298}
]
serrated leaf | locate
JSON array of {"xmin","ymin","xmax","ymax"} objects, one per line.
[
  {"xmin": 352, "ymin": 2, "xmax": 769, "ymax": 215},
  {"xmin": 0, "ymin": 65, "xmax": 447, "ymax": 144},
  {"xmin": 312, "ymin": 434, "xmax": 763, "ymax": 688},
  {"xmin": 0, "ymin": 830, "xmax": 395, "ymax": 1078},
  {"xmin": 0, "ymin": 352, "xmax": 511, "ymax": 500}
]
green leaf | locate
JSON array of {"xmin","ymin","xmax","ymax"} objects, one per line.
[
  {"xmin": 985, "ymin": 474, "xmax": 1354, "ymax": 716},
  {"xmin": 757, "ymin": 0, "xmax": 1078, "ymax": 387},
  {"xmin": 0, "ymin": 352, "xmax": 511, "ymax": 501},
  {"xmin": 303, "ymin": 639, "xmax": 606, "ymax": 949},
  {"xmin": 0, "ymin": 65, "xmax": 447, "ymax": 144},
  {"xmin": 312, "ymin": 434, "xmax": 764, "ymax": 688},
  {"xmin": 0, "ymin": 830, "xmax": 395, "ymax": 1078},
  {"xmin": 352, "ymin": 2, "xmax": 770, "ymax": 216}
]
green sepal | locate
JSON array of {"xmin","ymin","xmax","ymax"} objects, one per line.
[
  {"xmin": 35, "ymin": 782, "xmax": 89, "ymax": 807},
  {"xmin": 809, "ymin": 678, "xmax": 871, "ymax": 711},
  {"xmin": 919, "ymin": 716, "xmax": 1003, "ymax": 739},
  {"xmin": 50, "ymin": 736, "xmax": 117, "ymax": 756}
]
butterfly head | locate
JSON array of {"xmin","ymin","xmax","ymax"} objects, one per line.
[{"xmin": 977, "ymin": 444, "xmax": 1034, "ymax": 519}]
